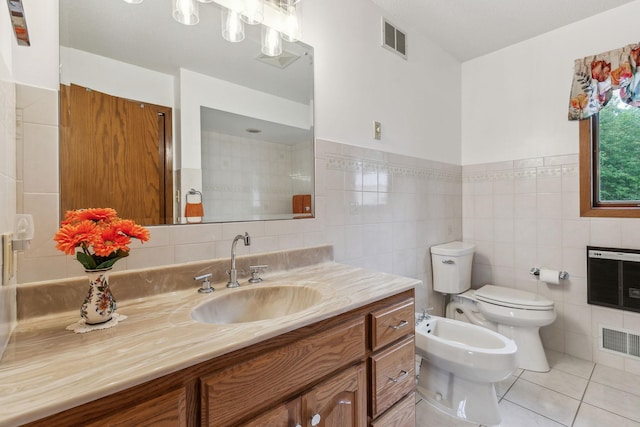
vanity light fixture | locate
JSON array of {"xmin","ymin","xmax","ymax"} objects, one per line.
[
  {"xmin": 279, "ymin": 0, "xmax": 301, "ymax": 42},
  {"xmin": 122, "ymin": 0, "xmax": 302, "ymax": 56},
  {"xmin": 241, "ymin": 0, "xmax": 264, "ymax": 25}
]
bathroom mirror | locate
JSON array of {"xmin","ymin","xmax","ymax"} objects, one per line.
[{"xmin": 58, "ymin": 0, "xmax": 314, "ymax": 225}]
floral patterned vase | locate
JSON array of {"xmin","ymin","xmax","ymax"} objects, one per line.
[{"xmin": 81, "ymin": 268, "xmax": 117, "ymax": 324}]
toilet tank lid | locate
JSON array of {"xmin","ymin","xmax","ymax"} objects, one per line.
[{"xmin": 430, "ymin": 241, "xmax": 475, "ymax": 256}]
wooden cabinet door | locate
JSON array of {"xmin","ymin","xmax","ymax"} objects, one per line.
[
  {"xmin": 60, "ymin": 83, "xmax": 173, "ymax": 225},
  {"xmin": 240, "ymin": 398, "xmax": 301, "ymax": 427},
  {"xmin": 301, "ymin": 363, "xmax": 366, "ymax": 427}
]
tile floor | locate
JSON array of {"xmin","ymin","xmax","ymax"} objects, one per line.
[{"xmin": 415, "ymin": 349, "xmax": 640, "ymax": 427}]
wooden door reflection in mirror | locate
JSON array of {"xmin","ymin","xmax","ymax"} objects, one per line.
[{"xmin": 60, "ymin": 84, "xmax": 173, "ymax": 225}]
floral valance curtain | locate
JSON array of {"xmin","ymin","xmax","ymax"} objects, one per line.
[{"xmin": 568, "ymin": 42, "xmax": 640, "ymax": 120}]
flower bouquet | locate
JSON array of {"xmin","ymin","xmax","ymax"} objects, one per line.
[{"xmin": 54, "ymin": 208, "xmax": 150, "ymax": 324}]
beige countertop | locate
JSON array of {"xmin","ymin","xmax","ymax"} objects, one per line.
[{"xmin": 0, "ymin": 261, "xmax": 419, "ymax": 426}]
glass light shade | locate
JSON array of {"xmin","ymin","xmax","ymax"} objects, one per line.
[
  {"xmin": 261, "ymin": 26, "xmax": 282, "ymax": 56},
  {"xmin": 280, "ymin": 2, "xmax": 302, "ymax": 42},
  {"xmin": 172, "ymin": 0, "xmax": 199, "ymax": 25},
  {"xmin": 241, "ymin": 0, "xmax": 264, "ymax": 25},
  {"xmin": 123, "ymin": 0, "xmax": 144, "ymax": 3},
  {"xmin": 222, "ymin": 8, "xmax": 245, "ymax": 42}
]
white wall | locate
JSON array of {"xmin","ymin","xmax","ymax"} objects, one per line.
[
  {"xmin": 461, "ymin": 1, "xmax": 640, "ymax": 165},
  {"xmin": 303, "ymin": 0, "xmax": 462, "ymax": 165},
  {"xmin": 10, "ymin": 0, "xmax": 58, "ymax": 90},
  {"xmin": 60, "ymin": 47, "xmax": 174, "ymax": 108}
]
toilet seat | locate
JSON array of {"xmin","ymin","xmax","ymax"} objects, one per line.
[{"xmin": 475, "ymin": 284, "xmax": 554, "ymax": 311}]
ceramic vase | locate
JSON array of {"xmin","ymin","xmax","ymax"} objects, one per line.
[{"xmin": 81, "ymin": 268, "xmax": 117, "ymax": 324}]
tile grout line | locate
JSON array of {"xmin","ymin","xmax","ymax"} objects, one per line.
[{"xmin": 569, "ymin": 360, "xmax": 597, "ymax": 426}]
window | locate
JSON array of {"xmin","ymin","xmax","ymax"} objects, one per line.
[{"xmin": 580, "ymin": 89, "xmax": 640, "ymax": 217}]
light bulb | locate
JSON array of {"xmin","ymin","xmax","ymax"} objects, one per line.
[
  {"xmin": 122, "ymin": 0, "xmax": 144, "ymax": 4},
  {"xmin": 280, "ymin": 3, "xmax": 301, "ymax": 42},
  {"xmin": 222, "ymin": 8, "xmax": 245, "ymax": 42},
  {"xmin": 261, "ymin": 26, "xmax": 282, "ymax": 57},
  {"xmin": 241, "ymin": 0, "xmax": 264, "ymax": 25},
  {"xmin": 172, "ymin": 0, "xmax": 199, "ymax": 25}
]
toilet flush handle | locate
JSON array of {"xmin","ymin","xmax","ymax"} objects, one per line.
[{"xmin": 442, "ymin": 259, "xmax": 455, "ymax": 264}]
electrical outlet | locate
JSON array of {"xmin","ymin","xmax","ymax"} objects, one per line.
[
  {"xmin": 2, "ymin": 233, "xmax": 13, "ymax": 286},
  {"xmin": 373, "ymin": 121, "xmax": 381, "ymax": 140}
]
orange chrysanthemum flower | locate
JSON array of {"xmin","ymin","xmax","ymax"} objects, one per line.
[
  {"xmin": 115, "ymin": 219, "xmax": 150, "ymax": 242},
  {"xmin": 53, "ymin": 208, "xmax": 149, "ymax": 270}
]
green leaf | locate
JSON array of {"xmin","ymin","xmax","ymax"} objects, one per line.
[
  {"xmin": 96, "ymin": 258, "xmax": 121, "ymax": 269},
  {"xmin": 76, "ymin": 252, "xmax": 97, "ymax": 270}
]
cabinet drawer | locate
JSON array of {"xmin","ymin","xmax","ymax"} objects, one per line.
[
  {"xmin": 369, "ymin": 335, "xmax": 415, "ymax": 419},
  {"xmin": 202, "ymin": 317, "xmax": 366, "ymax": 426},
  {"xmin": 370, "ymin": 298, "xmax": 414, "ymax": 351},
  {"xmin": 370, "ymin": 391, "xmax": 415, "ymax": 427}
]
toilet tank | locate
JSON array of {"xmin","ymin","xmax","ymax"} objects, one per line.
[{"xmin": 431, "ymin": 241, "xmax": 475, "ymax": 294}]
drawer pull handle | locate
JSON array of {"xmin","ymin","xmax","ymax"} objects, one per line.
[
  {"xmin": 310, "ymin": 413, "xmax": 321, "ymax": 426},
  {"xmin": 389, "ymin": 320, "xmax": 408, "ymax": 330},
  {"xmin": 389, "ymin": 370, "xmax": 409, "ymax": 383}
]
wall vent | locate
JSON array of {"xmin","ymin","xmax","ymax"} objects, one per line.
[
  {"xmin": 382, "ymin": 18, "xmax": 407, "ymax": 59},
  {"xmin": 600, "ymin": 325, "xmax": 640, "ymax": 359}
]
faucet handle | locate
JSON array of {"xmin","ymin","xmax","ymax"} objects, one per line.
[
  {"xmin": 248, "ymin": 265, "xmax": 268, "ymax": 283},
  {"xmin": 194, "ymin": 273, "xmax": 213, "ymax": 293}
]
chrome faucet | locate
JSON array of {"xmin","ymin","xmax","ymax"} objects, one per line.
[{"xmin": 227, "ymin": 232, "xmax": 250, "ymax": 288}]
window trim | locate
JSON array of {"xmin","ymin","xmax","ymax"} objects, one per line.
[{"xmin": 579, "ymin": 117, "xmax": 640, "ymax": 218}]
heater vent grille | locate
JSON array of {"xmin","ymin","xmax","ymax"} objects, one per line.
[
  {"xmin": 601, "ymin": 325, "xmax": 640, "ymax": 359},
  {"xmin": 382, "ymin": 18, "xmax": 407, "ymax": 59}
]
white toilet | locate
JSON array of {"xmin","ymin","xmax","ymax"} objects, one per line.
[
  {"xmin": 432, "ymin": 241, "xmax": 557, "ymax": 372},
  {"xmin": 415, "ymin": 313, "xmax": 517, "ymax": 426}
]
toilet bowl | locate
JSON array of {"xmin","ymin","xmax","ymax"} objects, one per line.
[
  {"xmin": 415, "ymin": 313, "xmax": 517, "ymax": 426},
  {"xmin": 431, "ymin": 241, "xmax": 557, "ymax": 372},
  {"xmin": 448, "ymin": 286, "xmax": 556, "ymax": 372}
]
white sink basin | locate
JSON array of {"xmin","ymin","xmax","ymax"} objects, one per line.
[{"xmin": 191, "ymin": 285, "xmax": 323, "ymax": 324}]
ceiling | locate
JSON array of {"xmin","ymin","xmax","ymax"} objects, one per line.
[{"xmin": 370, "ymin": 0, "xmax": 636, "ymax": 61}]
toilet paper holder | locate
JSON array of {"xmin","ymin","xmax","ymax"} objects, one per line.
[{"xmin": 530, "ymin": 267, "xmax": 569, "ymax": 280}]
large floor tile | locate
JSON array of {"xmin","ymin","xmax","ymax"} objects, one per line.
[
  {"xmin": 590, "ymin": 364, "xmax": 640, "ymax": 397},
  {"xmin": 503, "ymin": 379, "xmax": 580, "ymax": 425},
  {"xmin": 545, "ymin": 349, "xmax": 595, "ymax": 379},
  {"xmin": 497, "ymin": 400, "xmax": 565, "ymax": 427},
  {"xmin": 520, "ymin": 368, "xmax": 588, "ymax": 399},
  {"xmin": 415, "ymin": 399, "xmax": 479, "ymax": 427},
  {"xmin": 583, "ymin": 381, "xmax": 640, "ymax": 422},
  {"xmin": 573, "ymin": 403, "xmax": 640, "ymax": 427},
  {"xmin": 496, "ymin": 373, "xmax": 519, "ymax": 398}
]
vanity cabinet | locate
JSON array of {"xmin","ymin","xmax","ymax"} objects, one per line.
[
  {"xmin": 22, "ymin": 290, "xmax": 414, "ymax": 427},
  {"xmin": 241, "ymin": 363, "xmax": 367, "ymax": 427},
  {"xmin": 368, "ymin": 298, "xmax": 416, "ymax": 426}
]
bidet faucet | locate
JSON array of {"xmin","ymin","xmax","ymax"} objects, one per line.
[{"xmin": 227, "ymin": 232, "xmax": 250, "ymax": 288}]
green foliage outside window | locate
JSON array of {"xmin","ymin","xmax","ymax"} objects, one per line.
[{"xmin": 598, "ymin": 89, "xmax": 640, "ymax": 202}]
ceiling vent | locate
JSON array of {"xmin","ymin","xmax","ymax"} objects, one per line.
[
  {"xmin": 255, "ymin": 50, "xmax": 300, "ymax": 69},
  {"xmin": 382, "ymin": 18, "xmax": 406, "ymax": 59}
]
